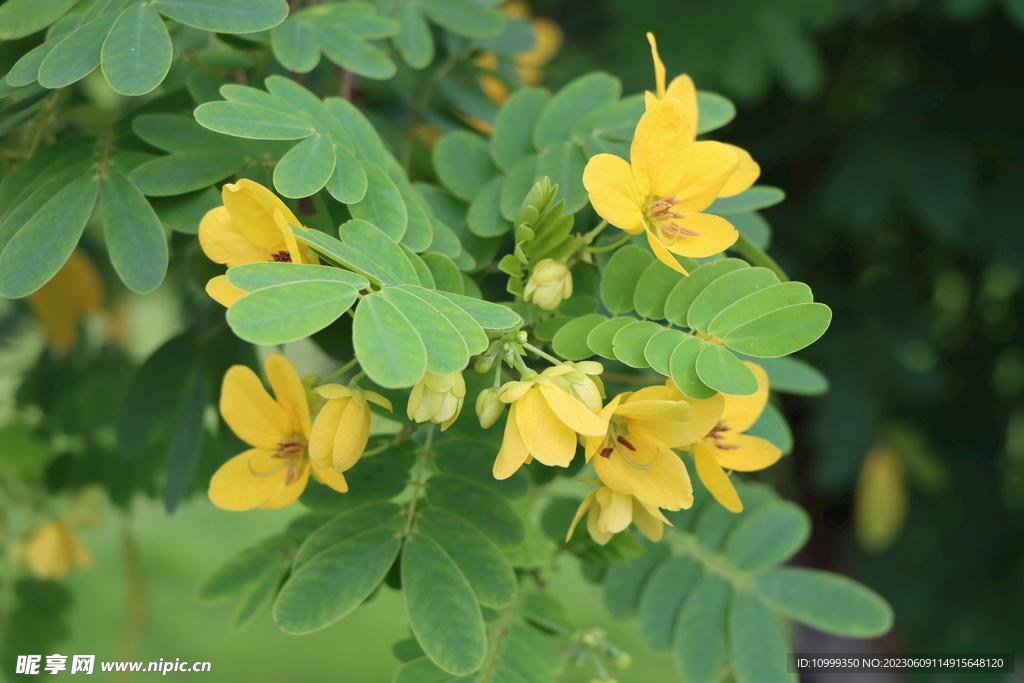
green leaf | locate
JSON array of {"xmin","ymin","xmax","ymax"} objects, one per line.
[
  {"xmin": 271, "ymin": 17, "xmax": 320, "ymax": 72},
  {"xmin": 0, "ymin": 174, "xmax": 97, "ymax": 298},
  {"xmin": 340, "ymin": 218, "xmax": 420, "ymax": 285},
  {"xmin": 723, "ymin": 303, "xmax": 832, "ymax": 358},
  {"xmin": 300, "ymin": 453, "xmax": 412, "ymax": 512},
  {"xmin": 399, "ymin": 186, "xmax": 434, "ymax": 251},
  {"xmin": 293, "ymin": 502, "xmax": 403, "ymax": 569},
  {"xmin": 707, "ymin": 185, "xmax": 786, "ymax": 216},
  {"xmin": 535, "ymin": 140, "xmax": 588, "ymax": 213},
  {"xmin": 130, "ymin": 152, "xmax": 243, "ymax": 196},
  {"xmin": 695, "ymin": 343, "xmax": 759, "ymax": 396},
  {"xmin": 755, "ymin": 568, "xmax": 894, "ymax": 638},
  {"xmin": 434, "ymin": 290, "xmax": 521, "ymax": 330},
  {"xmin": 612, "ymin": 320, "xmax": 662, "ymax": 368},
  {"xmin": 707, "ymin": 281, "xmax": 812, "ymax": 339},
  {"xmin": 353, "ymin": 293, "xmax": 428, "ymax": 388},
  {"xmin": 586, "ymin": 317, "xmax": 636, "ymax": 360},
  {"xmin": 552, "ymin": 313, "xmax": 607, "ymax": 361},
  {"xmin": 467, "ymin": 175, "xmax": 511, "ymax": 237},
  {"xmin": 638, "ymin": 555, "xmax": 703, "ymax": 651},
  {"xmin": 198, "ymin": 536, "xmax": 296, "ymax": 602},
  {"xmin": 753, "ymin": 356, "xmax": 828, "ymax": 396},
  {"xmin": 724, "ymin": 500, "xmax": 810, "ymax": 571},
  {"xmin": 747, "ymin": 401, "xmax": 793, "ymax": 455},
  {"xmin": 274, "ymin": 526, "xmax": 401, "ymax": 634},
  {"xmin": 6, "ymin": 41, "xmax": 58, "ymax": 87},
  {"xmin": 729, "ymin": 590, "xmax": 796, "ymax": 683},
  {"xmin": 425, "ymin": 474, "xmax": 525, "ymax": 549},
  {"xmin": 394, "ymin": 658, "xmax": 456, "ymax": 683},
  {"xmin": 153, "ymin": 0, "xmax": 288, "ymax": 33},
  {"xmin": 695, "ymin": 90, "xmax": 737, "ymax": 134},
  {"xmin": 492, "ymin": 88, "xmax": 550, "ymax": 171},
  {"xmin": 226, "ymin": 262, "xmax": 368, "ymax": 292},
  {"xmin": 499, "ymin": 154, "xmax": 539, "ymax": 221},
  {"xmin": 402, "ymin": 534, "xmax": 487, "ymax": 675},
  {"xmin": 688, "ymin": 267, "xmax": 779, "ymax": 333},
  {"xmin": 232, "ymin": 562, "xmax": 287, "ymax": 629},
  {"xmin": 273, "ymin": 134, "xmax": 336, "ymax": 199},
  {"xmin": 434, "ymin": 131, "xmax": 498, "ymax": 202},
  {"xmin": 694, "ymin": 483, "xmax": 774, "ymax": 549},
  {"xmin": 396, "ymin": 286, "xmax": 487, "ymax": 355},
  {"xmin": 600, "ymin": 244, "xmax": 653, "ymax": 313},
  {"xmin": 583, "ymin": 93, "xmax": 644, "ymax": 140},
  {"xmin": 194, "ymin": 101, "xmax": 315, "ymax": 140},
  {"xmin": 163, "ymin": 362, "xmax": 206, "ymax": 513},
  {"xmin": 634, "ymin": 260, "xmax": 685, "ymax": 320},
  {"xmin": 101, "ymin": 4, "xmax": 172, "ymax": 95},
  {"xmin": 0, "ymin": 0, "xmax": 79, "ymax": 40},
  {"xmin": 324, "ymin": 97, "xmax": 388, "ymax": 167},
  {"xmin": 379, "ymin": 288, "xmax": 469, "ymax": 374},
  {"xmin": 227, "ymin": 280, "xmax": 358, "ymax": 344},
  {"xmin": 132, "ymin": 114, "xmax": 246, "ymax": 154},
  {"xmin": 325, "ymin": 145, "xmax": 368, "ymax": 204},
  {"xmin": 392, "ymin": 1, "xmax": 433, "ymax": 69},
  {"xmin": 314, "ymin": 25, "xmax": 396, "ymax": 80},
  {"xmin": 664, "ymin": 258, "xmax": 749, "ymax": 327},
  {"xmin": 645, "ymin": 328, "xmax": 688, "ymax": 376},
  {"xmin": 38, "ymin": 12, "xmax": 120, "ymax": 89},
  {"xmin": 434, "ymin": 437, "xmax": 528, "ymax": 499},
  {"xmin": 670, "ymin": 337, "xmax": 717, "ymax": 400},
  {"xmin": 348, "ymin": 162, "xmax": 407, "ymax": 240},
  {"xmin": 420, "ymin": 253, "xmax": 463, "ymax": 294},
  {"xmin": 604, "ymin": 538, "xmax": 670, "ymax": 619},
  {"xmin": 533, "ymin": 72, "xmax": 621, "ymax": 150},
  {"xmin": 418, "ymin": 0, "xmax": 504, "ymax": 38},
  {"xmin": 101, "ymin": 170, "xmax": 167, "ymax": 294},
  {"xmin": 417, "ymin": 507, "xmax": 516, "ymax": 609},
  {"xmin": 731, "ymin": 211, "xmax": 772, "ymax": 249},
  {"xmin": 673, "ymin": 574, "xmax": 731, "ymax": 683}
]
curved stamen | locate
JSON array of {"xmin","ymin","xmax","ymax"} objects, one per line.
[{"xmin": 615, "ymin": 442, "xmax": 655, "ymax": 470}]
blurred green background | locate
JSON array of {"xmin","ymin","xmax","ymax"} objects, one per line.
[{"xmin": 4, "ymin": 0, "xmax": 1024, "ymax": 680}]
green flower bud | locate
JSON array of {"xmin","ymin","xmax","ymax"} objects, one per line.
[
  {"xmin": 612, "ymin": 651, "xmax": 631, "ymax": 670},
  {"xmin": 474, "ymin": 356, "xmax": 494, "ymax": 373},
  {"xmin": 475, "ymin": 387, "xmax": 506, "ymax": 428},
  {"xmin": 407, "ymin": 372, "xmax": 466, "ymax": 431},
  {"xmin": 524, "ymin": 259, "xmax": 572, "ymax": 310}
]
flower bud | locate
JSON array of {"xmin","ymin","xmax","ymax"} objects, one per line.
[
  {"xmin": 551, "ymin": 361, "xmax": 605, "ymax": 413},
  {"xmin": 474, "ymin": 356, "xmax": 494, "ymax": 373},
  {"xmin": 524, "ymin": 259, "xmax": 572, "ymax": 310},
  {"xmin": 407, "ymin": 372, "xmax": 466, "ymax": 431},
  {"xmin": 612, "ymin": 651, "xmax": 632, "ymax": 670},
  {"xmin": 475, "ymin": 387, "xmax": 506, "ymax": 428}
]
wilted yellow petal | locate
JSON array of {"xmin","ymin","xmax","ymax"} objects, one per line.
[
  {"xmin": 537, "ymin": 383, "xmax": 607, "ymax": 437},
  {"xmin": 721, "ymin": 362, "xmax": 769, "ymax": 432},
  {"xmin": 660, "ymin": 212, "xmax": 738, "ymax": 259},
  {"xmin": 205, "ymin": 275, "xmax": 246, "ymax": 307},
  {"xmin": 265, "ymin": 354, "xmax": 311, "ymax": 439},
  {"xmin": 222, "ymin": 180, "xmax": 293, "ymax": 253},
  {"xmin": 668, "ymin": 141, "xmax": 739, "ymax": 212},
  {"xmin": 855, "ymin": 446, "xmax": 907, "ymax": 552},
  {"xmin": 208, "ymin": 449, "xmax": 288, "ymax": 511},
  {"xmin": 198, "ymin": 206, "xmax": 270, "ymax": 267},
  {"xmin": 693, "ymin": 441, "xmax": 742, "ymax": 512},
  {"xmin": 566, "ymin": 490, "xmax": 597, "ymax": 542},
  {"xmin": 718, "ymin": 144, "xmax": 760, "ymax": 198},
  {"xmin": 494, "ymin": 402, "xmax": 530, "ymax": 479},
  {"xmin": 309, "ymin": 397, "xmax": 345, "ymax": 468},
  {"xmin": 220, "ymin": 365, "xmax": 293, "ymax": 449},
  {"xmin": 646, "ymin": 32, "xmax": 666, "ymax": 99},
  {"xmin": 517, "ymin": 388, "xmax": 578, "ymax": 467},
  {"xmin": 713, "ymin": 434, "xmax": 782, "ymax": 472},
  {"xmin": 333, "ymin": 400, "xmax": 370, "ymax": 471},
  {"xmin": 631, "ymin": 98, "xmax": 693, "ymax": 198},
  {"xmin": 582, "ymin": 153, "xmax": 644, "ymax": 233},
  {"xmin": 665, "ymin": 74, "xmax": 698, "ymax": 138}
]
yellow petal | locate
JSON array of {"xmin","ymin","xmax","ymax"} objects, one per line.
[
  {"xmin": 311, "ymin": 459, "xmax": 349, "ymax": 493},
  {"xmin": 586, "ymin": 504, "xmax": 614, "ymax": 545},
  {"xmin": 713, "ymin": 434, "xmax": 782, "ymax": 472},
  {"xmin": 274, "ymin": 207, "xmax": 317, "ymax": 264},
  {"xmin": 595, "ymin": 433, "xmax": 693, "ymax": 510},
  {"xmin": 333, "ymin": 400, "xmax": 370, "ymax": 471},
  {"xmin": 659, "ymin": 212, "xmax": 738, "ymax": 259},
  {"xmin": 498, "ymin": 379, "xmax": 535, "ymax": 404},
  {"xmin": 631, "ymin": 98, "xmax": 693, "ymax": 198},
  {"xmin": 264, "ymin": 354, "xmax": 311, "ymax": 438},
  {"xmin": 718, "ymin": 144, "xmax": 760, "ymax": 198},
  {"xmin": 261, "ymin": 461, "xmax": 310, "ymax": 509},
  {"xmin": 309, "ymin": 398, "xmax": 346, "ymax": 468},
  {"xmin": 494, "ymin": 402, "xmax": 530, "ymax": 479},
  {"xmin": 516, "ymin": 388, "xmax": 578, "ymax": 467},
  {"xmin": 646, "ymin": 230, "xmax": 690, "ymax": 274},
  {"xmin": 596, "ymin": 487, "xmax": 633, "ymax": 533},
  {"xmin": 316, "ymin": 383, "xmax": 353, "ymax": 399},
  {"xmin": 615, "ymin": 399, "xmax": 691, "ymax": 422},
  {"xmin": 198, "ymin": 206, "xmax": 270, "ymax": 267},
  {"xmin": 222, "ymin": 180, "xmax": 293, "ymax": 253},
  {"xmin": 665, "ymin": 74, "xmax": 698, "ymax": 140},
  {"xmin": 566, "ymin": 490, "xmax": 597, "ymax": 542},
  {"xmin": 538, "ymin": 382, "xmax": 608, "ymax": 436},
  {"xmin": 584, "ymin": 395, "xmax": 622, "ymax": 462},
  {"xmin": 364, "ymin": 390, "xmax": 393, "ymax": 411},
  {"xmin": 220, "ymin": 365, "xmax": 292, "ymax": 449},
  {"xmin": 693, "ymin": 441, "xmax": 742, "ymax": 512},
  {"xmin": 854, "ymin": 446, "xmax": 907, "ymax": 552},
  {"xmin": 635, "ymin": 391, "xmax": 724, "ymax": 448},
  {"xmin": 669, "ymin": 141, "xmax": 740, "ymax": 212},
  {"xmin": 646, "ymin": 32, "xmax": 666, "ymax": 99},
  {"xmin": 721, "ymin": 362, "xmax": 769, "ymax": 432},
  {"xmin": 631, "ymin": 499, "xmax": 668, "ymax": 542},
  {"xmin": 205, "ymin": 275, "xmax": 247, "ymax": 307},
  {"xmin": 582, "ymin": 153, "xmax": 644, "ymax": 233},
  {"xmin": 208, "ymin": 448, "xmax": 288, "ymax": 511}
]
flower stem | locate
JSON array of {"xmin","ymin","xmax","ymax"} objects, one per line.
[
  {"xmin": 581, "ymin": 219, "xmax": 609, "ymax": 242},
  {"xmin": 320, "ymin": 358, "xmax": 358, "ymax": 385},
  {"xmin": 731, "ymin": 232, "xmax": 789, "ymax": 282},
  {"xmin": 586, "ymin": 232, "xmax": 632, "ymax": 254},
  {"xmin": 522, "ymin": 343, "xmax": 563, "ymax": 366},
  {"xmin": 402, "ymin": 424, "xmax": 434, "ymax": 537}
]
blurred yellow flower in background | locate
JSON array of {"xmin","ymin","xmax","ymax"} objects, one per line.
[
  {"xmin": 28, "ymin": 249, "xmax": 103, "ymax": 352},
  {"xmin": 567, "ymin": 482, "xmax": 671, "ymax": 545},
  {"xmin": 24, "ymin": 520, "xmax": 93, "ymax": 580},
  {"xmin": 309, "ymin": 383, "xmax": 392, "ymax": 473},
  {"xmin": 855, "ymin": 445, "xmax": 908, "ymax": 552}
]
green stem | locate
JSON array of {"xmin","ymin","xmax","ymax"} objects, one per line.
[
  {"xmin": 522, "ymin": 343, "xmax": 564, "ymax": 367},
  {"xmin": 581, "ymin": 220, "xmax": 609, "ymax": 243},
  {"xmin": 320, "ymin": 358, "xmax": 359, "ymax": 385},
  {"xmin": 402, "ymin": 424, "xmax": 435, "ymax": 537},
  {"xmin": 586, "ymin": 232, "xmax": 632, "ymax": 254},
  {"xmin": 731, "ymin": 232, "xmax": 789, "ymax": 282}
]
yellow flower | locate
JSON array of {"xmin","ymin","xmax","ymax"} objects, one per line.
[
  {"xmin": 645, "ymin": 33, "xmax": 760, "ymax": 199},
  {"xmin": 407, "ymin": 371, "xmax": 465, "ymax": 430},
  {"xmin": 28, "ymin": 249, "xmax": 103, "ymax": 352},
  {"xmin": 690, "ymin": 362, "xmax": 782, "ymax": 512},
  {"xmin": 24, "ymin": 520, "xmax": 93, "ymax": 580},
  {"xmin": 198, "ymin": 179, "xmax": 318, "ymax": 307},
  {"xmin": 309, "ymin": 383, "xmax": 392, "ymax": 473},
  {"xmin": 550, "ymin": 360, "xmax": 605, "ymax": 412},
  {"xmin": 524, "ymin": 258, "xmax": 573, "ymax": 310},
  {"xmin": 209, "ymin": 354, "xmax": 347, "ymax": 511},
  {"xmin": 581, "ymin": 97, "xmax": 741, "ymax": 275},
  {"xmin": 585, "ymin": 384, "xmax": 720, "ymax": 511},
  {"xmin": 493, "ymin": 365, "xmax": 609, "ymax": 479},
  {"xmin": 476, "ymin": 387, "xmax": 506, "ymax": 428},
  {"xmin": 854, "ymin": 445, "xmax": 907, "ymax": 552},
  {"xmin": 566, "ymin": 482, "xmax": 671, "ymax": 545}
]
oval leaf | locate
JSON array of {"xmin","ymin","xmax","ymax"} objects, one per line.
[
  {"xmin": 534, "ymin": 72, "xmax": 621, "ymax": 150},
  {"xmin": 101, "ymin": 170, "xmax": 167, "ymax": 293},
  {"xmin": 38, "ymin": 13, "xmax": 120, "ymax": 89},
  {"xmin": 600, "ymin": 244, "xmax": 653, "ymax": 313},
  {"xmin": 101, "ymin": 4, "xmax": 172, "ymax": 95},
  {"xmin": 379, "ymin": 287, "xmax": 469, "ymax": 375},
  {"xmin": 492, "ymin": 88, "xmax": 549, "ymax": 171},
  {"xmin": 729, "ymin": 590, "xmax": 796, "ymax": 683},
  {"xmin": 434, "ymin": 131, "xmax": 498, "ymax": 201},
  {"xmin": 424, "ymin": 474, "xmax": 525, "ymax": 549},
  {"xmin": 670, "ymin": 337, "xmax": 717, "ymax": 400},
  {"xmin": 153, "ymin": 0, "xmax": 288, "ymax": 33},
  {"xmin": 723, "ymin": 500, "xmax": 810, "ymax": 571},
  {"xmin": 695, "ymin": 343, "xmax": 759, "ymax": 396},
  {"xmin": 194, "ymin": 101, "xmax": 315, "ymax": 140},
  {"xmin": 723, "ymin": 303, "xmax": 833, "ymax": 358},
  {"xmin": 227, "ymin": 280, "xmax": 357, "ymax": 344},
  {"xmin": 707, "ymin": 281, "xmax": 813, "ymax": 339},
  {"xmin": 274, "ymin": 134, "xmax": 336, "ymax": 199},
  {"xmin": 348, "ymin": 162, "xmax": 407, "ymax": 240},
  {"xmin": 687, "ymin": 267, "xmax": 779, "ymax": 333},
  {"xmin": 353, "ymin": 293, "xmax": 429, "ymax": 388}
]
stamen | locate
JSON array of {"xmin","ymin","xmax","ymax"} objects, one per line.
[
  {"xmin": 616, "ymin": 435, "xmax": 637, "ymax": 451},
  {"xmin": 615, "ymin": 443, "xmax": 655, "ymax": 470},
  {"xmin": 707, "ymin": 421, "xmax": 731, "ymax": 440},
  {"xmin": 600, "ymin": 447, "xmax": 614, "ymax": 459},
  {"xmin": 661, "ymin": 221, "xmax": 700, "ymax": 238},
  {"xmin": 284, "ymin": 462, "xmax": 302, "ymax": 485},
  {"xmin": 270, "ymin": 251, "xmax": 292, "ymax": 263},
  {"xmin": 273, "ymin": 438, "xmax": 305, "ymax": 458},
  {"xmin": 714, "ymin": 442, "xmax": 740, "ymax": 451}
]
